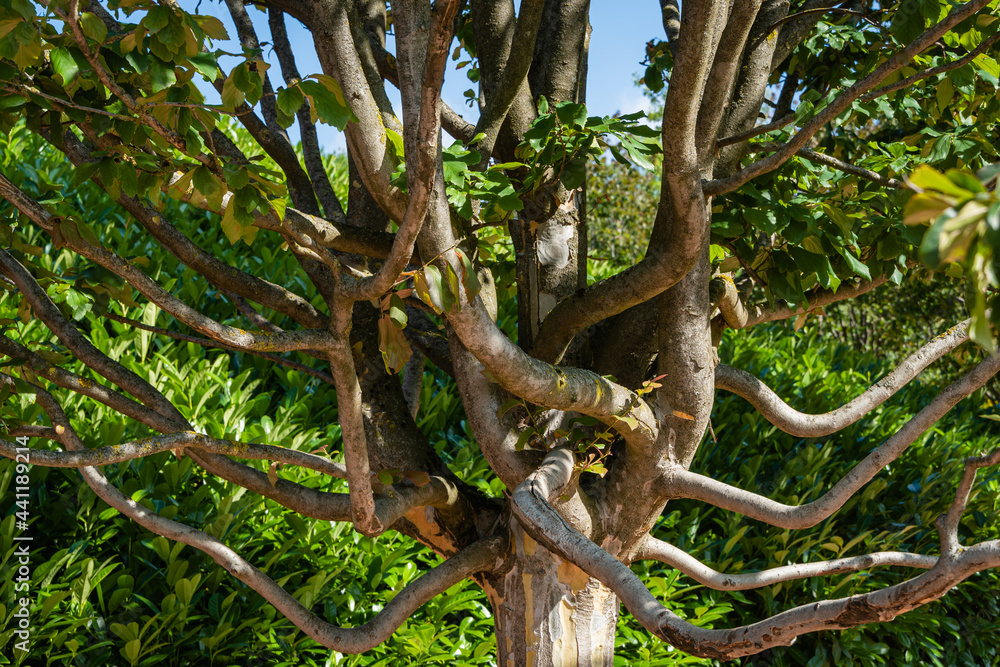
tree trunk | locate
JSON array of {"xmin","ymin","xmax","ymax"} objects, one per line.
[{"xmin": 484, "ymin": 520, "xmax": 620, "ymax": 666}]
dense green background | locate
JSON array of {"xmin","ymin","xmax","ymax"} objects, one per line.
[{"xmin": 0, "ymin": 122, "xmax": 997, "ymax": 666}]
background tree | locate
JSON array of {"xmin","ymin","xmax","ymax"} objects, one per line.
[{"xmin": 0, "ymin": 0, "xmax": 999, "ymax": 665}]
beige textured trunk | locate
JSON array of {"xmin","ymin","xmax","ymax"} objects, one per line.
[{"xmin": 484, "ymin": 522, "xmax": 620, "ymax": 666}]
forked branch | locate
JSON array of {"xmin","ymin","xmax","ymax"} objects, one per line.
[
  {"xmin": 514, "ymin": 449, "xmax": 1000, "ymax": 659},
  {"xmin": 668, "ymin": 353, "xmax": 1000, "ymax": 529},
  {"xmin": 704, "ymin": 0, "xmax": 993, "ymax": 196},
  {"xmin": 20, "ymin": 383, "xmax": 504, "ymax": 655}
]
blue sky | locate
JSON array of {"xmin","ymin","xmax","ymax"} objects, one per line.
[{"xmin": 178, "ymin": 1, "xmax": 666, "ymax": 152}]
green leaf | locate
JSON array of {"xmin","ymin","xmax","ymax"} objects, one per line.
[
  {"xmin": 387, "ymin": 293, "xmax": 407, "ymax": 327},
  {"xmin": 560, "ymin": 157, "xmax": 587, "ymax": 190},
  {"xmin": 514, "ymin": 428, "xmax": 536, "ymax": 451},
  {"xmin": 908, "ymin": 165, "xmax": 972, "ymax": 199},
  {"xmin": 188, "ymin": 52, "xmax": 218, "ymax": 80},
  {"xmin": 835, "ymin": 246, "xmax": 871, "ymax": 280},
  {"xmin": 220, "ymin": 74, "xmax": 245, "ymax": 109},
  {"xmin": 50, "ymin": 47, "xmax": 79, "ymax": 86},
  {"xmin": 149, "ymin": 56, "xmax": 177, "ymax": 93},
  {"xmin": 142, "ymin": 6, "xmax": 171, "ymax": 33},
  {"xmin": 276, "ymin": 85, "xmax": 305, "ymax": 117},
  {"xmin": 644, "ymin": 65, "xmax": 663, "ymax": 93},
  {"xmin": 192, "ymin": 165, "xmax": 222, "ymax": 198},
  {"xmin": 300, "ymin": 78, "xmax": 352, "ymax": 129},
  {"xmin": 415, "ymin": 264, "xmax": 453, "ymax": 314},
  {"xmin": 79, "ymin": 12, "xmax": 108, "ymax": 44},
  {"xmin": 454, "ymin": 248, "xmax": 481, "ymax": 303},
  {"xmin": 496, "ymin": 398, "xmax": 522, "ymax": 420}
]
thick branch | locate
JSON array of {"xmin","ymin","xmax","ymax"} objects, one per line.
[
  {"xmin": 341, "ymin": 0, "xmax": 458, "ymax": 301},
  {"xmin": 311, "ymin": 0, "xmax": 407, "ymax": 222},
  {"xmin": 513, "ymin": 449, "xmax": 1000, "ymax": 660},
  {"xmin": 716, "ymin": 320, "xmax": 970, "ymax": 437},
  {"xmin": 471, "ymin": 0, "xmax": 545, "ymax": 163},
  {"xmin": 695, "ymin": 0, "xmax": 764, "ymax": 161}
]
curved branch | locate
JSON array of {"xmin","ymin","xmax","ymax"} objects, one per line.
[
  {"xmin": 637, "ymin": 536, "xmax": 936, "ymax": 591},
  {"xmin": 514, "ymin": 449, "xmax": 1000, "ymax": 660},
  {"xmin": 704, "ymin": 0, "xmax": 993, "ymax": 196},
  {"xmin": 528, "ymin": 207, "xmax": 708, "ymax": 364},
  {"xmin": 669, "ymin": 353, "xmax": 1000, "ymax": 529},
  {"xmin": 340, "ymin": 0, "xmax": 458, "ymax": 302},
  {"xmin": 715, "ymin": 320, "xmax": 970, "ymax": 437},
  {"xmin": 446, "ymin": 293, "xmax": 659, "ymax": 453}
]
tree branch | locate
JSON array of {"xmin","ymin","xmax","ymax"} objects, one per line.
[
  {"xmin": 310, "ymin": 0, "xmax": 407, "ymax": 222},
  {"xmin": 637, "ymin": 536, "xmax": 936, "ymax": 591},
  {"xmin": 513, "ymin": 449, "xmax": 1000, "ymax": 659},
  {"xmin": 0, "ymin": 174, "xmax": 335, "ymax": 354},
  {"xmin": 695, "ymin": 0, "xmax": 764, "ymax": 161},
  {"xmin": 471, "ymin": 0, "xmax": 545, "ymax": 164},
  {"xmin": 0, "ymin": 430, "xmax": 348, "ymax": 478},
  {"xmin": 53, "ymin": 131, "xmax": 327, "ymax": 328},
  {"xmin": 341, "ymin": 0, "xmax": 458, "ymax": 302},
  {"xmin": 715, "ymin": 274, "xmax": 891, "ymax": 330},
  {"xmin": 668, "ymin": 353, "xmax": 1000, "ymax": 529},
  {"xmin": 750, "ymin": 142, "xmax": 905, "ymax": 188},
  {"xmin": 0, "ymin": 248, "xmax": 188, "ymax": 425},
  {"xmin": 17, "ymin": 381, "xmax": 504, "ymax": 655},
  {"xmin": 716, "ymin": 113, "xmax": 794, "ymax": 149},
  {"xmin": 704, "ymin": 0, "xmax": 993, "ymax": 196},
  {"xmin": 101, "ymin": 312, "xmax": 336, "ymax": 385},
  {"xmin": 0, "ymin": 335, "xmax": 185, "ymax": 433},
  {"xmin": 715, "ymin": 320, "xmax": 970, "ymax": 437}
]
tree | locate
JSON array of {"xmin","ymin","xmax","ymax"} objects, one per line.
[{"xmin": 0, "ymin": 0, "xmax": 999, "ymax": 664}]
